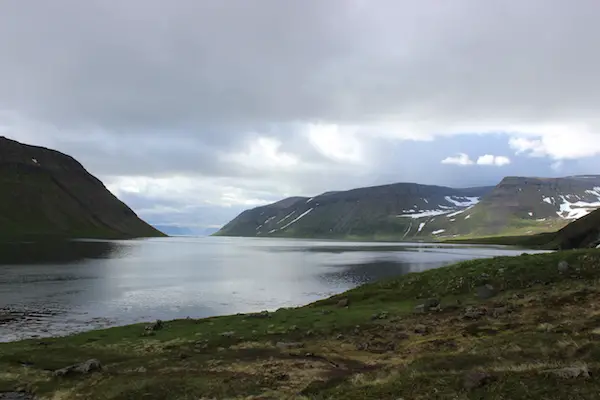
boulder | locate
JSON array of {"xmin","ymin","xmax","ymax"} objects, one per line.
[
  {"xmin": 545, "ymin": 365, "xmax": 590, "ymax": 379},
  {"xmin": 414, "ymin": 324, "xmax": 429, "ymax": 334},
  {"xmin": 54, "ymin": 359, "xmax": 102, "ymax": 377},
  {"xmin": 337, "ymin": 298, "xmax": 349, "ymax": 308},
  {"xmin": 463, "ymin": 306, "xmax": 486, "ymax": 320},
  {"xmin": 476, "ymin": 284, "xmax": 497, "ymax": 299},
  {"xmin": 558, "ymin": 261, "xmax": 570, "ymax": 273},
  {"xmin": 145, "ymin": 319, "xmax": 163, "ymax": 332}
]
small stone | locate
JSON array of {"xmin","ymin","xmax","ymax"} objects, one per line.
[
  {"xmin": 337, "ymin": 298, "xmax": 349, "ymax": 308},
  {"xmin": 220, "ymin": 331, "xmax": 235, "ymax": 338},
  {"xmin": 413, "ymin": 304, "xmax": 427, "ymax": 313},
  {"xmin": 464, "ymin": 371, "xmax": 493, "ymax": 390},
  {"xmin": 371, "ymin": 311, "xmax": 389, "ymax": 320},
  {"xmin": 145, "ymin": 319, "xmax": 164, "ymax": 332},
  {"xmin": 476, "ymin": 284, "xmax": 497, "ymax": 300},
  {"xmin": 336, "ymin": 333, "xmax": 344, "ymax": 340},
  {"xmin": 276, "ymin": 342, "xmax": 304, "ymax": 350},
  {"xmin": 545, "ymin": 365, "xmax": 590, "ymax": 379},
  {"xmin": 136, "ymin": 367, "xmax": 147, "ymax": 373},
  {"xmin": 558, "ymin": 261, "xmax": 570, "ymax": 273},
  {"xmin": 414, "ymin": 324, "xmax": 429, "ymax": 334},
  {"xmin": 54, "ymin": 359, "xmax": 102, "ymax": 377},
  {"xmin": 463, "ymin": 306, "xmax": 485, "ymax": 320},
  {"xmin": 247, "ymin": 310, "xmax": 270, "ymax": 319},
  {"xmin": 492, "ymin": 307, "xmax": 508, "ymax": 318},
  {"xmin": 424, "ymin": 298, "xmax": 440, "ymax": 308}
]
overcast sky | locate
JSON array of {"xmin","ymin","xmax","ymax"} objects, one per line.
[{"xmin": 2, "ymin": 1, "xmax": 600, "ymax": 230}]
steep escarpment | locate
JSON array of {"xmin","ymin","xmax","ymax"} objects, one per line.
[{"xmin": 0, "ymin": 137, "xmax": 164, "ymax": 239}]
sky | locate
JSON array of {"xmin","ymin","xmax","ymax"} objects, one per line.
[{"xmin": 2, "ymin": 1, "xmax": 600, "ymax": 232}]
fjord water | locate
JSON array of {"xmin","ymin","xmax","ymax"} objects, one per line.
[{"xmin": 0, "ymin": 237, "xmax": 546, "ymax": 342}]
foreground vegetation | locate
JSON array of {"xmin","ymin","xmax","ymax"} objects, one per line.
[{"xmin": 3, "ymin": 249, "xmax": 600, "ymax": 399}]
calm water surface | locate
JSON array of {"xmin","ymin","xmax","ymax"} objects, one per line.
[{"xmin": 0, "ymin": 237, "xmax": 547, "ymax": 341}]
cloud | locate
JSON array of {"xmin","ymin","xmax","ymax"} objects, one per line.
[
  {"xmin": 2, "ymin": 1, "xmax": 600, "ymax": 227},
  {"xmin": 476, "ymin": 154, "xmax": 511, "ymax": 166},
  {"xmin": 441, "ymin": 153, "xmax": 474, "ymax": 166}
]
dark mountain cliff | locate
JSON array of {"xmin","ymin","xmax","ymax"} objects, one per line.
[{"xmin": 0, "ymin": 137, "xmax": 164, "ymax": 239}]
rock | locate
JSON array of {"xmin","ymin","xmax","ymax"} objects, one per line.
[
  {"xmin": 220, "ymin": 331, "xmax": 235, "ymax": 338},
  {"xmin": 414, "ymin": 298, "xmax": 440, "ymax": 313},
  {"xmin": 545, "ymin": 365, "xmax": 590, "ymax": 379},
  {"xmin": 336, "ymin": 334, "xmax": 344, "ymax": 340},
  {"xmin": 414, "ymin": 324, "xmax": 429, "ymax": 334},
  {"xmin": 337, "ymin": 298, "xmax": 349, "ymax": 308},
  {"xmin": 558, "ymin": 261, "xmax": 570, "ymax": 273},
  {"xmin": 276, "ymin": 342, "xmax": 304, "ymax": 350},
  {"xmin": 476, "ymin": 284, "xmax": 497, "ymax": 299},
  {"xmin": 492, "ymin": 307, "xmax": 508, "ymax": 318},
  {"xmin": 413, "ymin": 304, "xmax": 426, "ymax": 313},
  {"xmin": 0, "ymin": 393, "xmax": 35, "ymax": 400},
  {"xmin": 463, "ymin": 306, "xmax": 485, "ymax": 320},
  {"xmin": 463, "ymin": 371, "xmax": 493, "ymax": 390},
  {"xmin": 136, "ymin": 367, "xmax": 147, "ymax": 373},
  {"xmin": 54, "ymin": 359, "xmax": 102, "ymax": 377},
  {"xmin": 145, "ymin": 319, "xmax": 163, "ymax": 332},
  {"xmin": 247, "ymin": 310, "xmax": 270, "ymax": 319},
  {"xmin": 371, "ymin": 311, "xmax": 389, "ymax": 320}
]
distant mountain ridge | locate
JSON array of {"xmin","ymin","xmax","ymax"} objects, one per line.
[
  {"xmin": 0, "ymin": 137, "xmax": 164, "ymax": 239},
  {"xmin": 215, "ymin": 175, "xmax": 600, "ymax": 240}
]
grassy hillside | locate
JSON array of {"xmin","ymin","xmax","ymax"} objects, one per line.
[
  {"xmin": 449, "ymin": 207, "xmax": 600, "ymax": 250},
  {"xmin": 0, "ymin": 137, "xmax": 164, "ymax": 239},
  {"xmin": 3, "ymin": 249, "xmax": 600, "ymax": 399}
]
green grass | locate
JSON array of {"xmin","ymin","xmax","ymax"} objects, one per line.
[{"xmin": 3, "ymin": 249, "xmax": 600, "ymax": 399}]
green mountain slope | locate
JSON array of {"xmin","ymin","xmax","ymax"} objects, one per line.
[
  {"xmin": 0, "ymin": 137, "xmax": 164, "ymax": 239},
  {"xmin": 216, "ymin": 175, "xmax": 600, "ymax": 240},
  {"xmin": 216, "ymin": 183, "xmax": 493, "ymax": 239}
]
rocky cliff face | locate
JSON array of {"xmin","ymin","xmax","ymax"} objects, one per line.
[{"xmin": 0, "ymin": 137, "xmax": 164, "ymax": 239}]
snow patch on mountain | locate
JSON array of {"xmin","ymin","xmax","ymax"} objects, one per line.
[
  {"xmin": 432, "ymin": 229, "xmax": 446, "ymax": 235},
  {"xmin": 557, "ymin": 195, "xmax": 600, "ymax": 219},
  {"xmin": 397, "ymin": 209, "xmax": 453, "ymax": 219},
  {"xmin": 279, "ymin": 208, "xmax": 314, "ymax": 230},
  {"xmin": 418, "ymin": 221, "xmax": 427, "ymax": 232},
  {"xmin": 445, "ymin": 196, "xmax": 480, "ymax": 207},
  {"xmin": 277, "ymin": 211, "xmax": 296, "ymax": 224}
]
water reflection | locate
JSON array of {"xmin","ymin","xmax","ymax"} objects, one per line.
[
  {"xmin": 0, "ymin": 237, "xmax": 549, "ymax": 342},
  {"xmin": 0, "ymin": 239, "xmax": 126, "ymax": 265}
]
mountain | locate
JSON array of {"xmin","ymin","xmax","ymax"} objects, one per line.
[
  {"xmin": 216, "ymin": 183, "xmax": 493, "ymax": 239},
  {"xmin": 153, "ymin": 225, "xmax": 220, "ymax": 236},
  {"xmin": 545, "ymin": 207, "xmax": 600, "ymax": 249},
  {"xmin": 216, "ymin": 175, "xmax": 600, "ymax": 240},
  {"xmin": 0, "ymin": 137, "xmax": 164, "ymax": 239}
]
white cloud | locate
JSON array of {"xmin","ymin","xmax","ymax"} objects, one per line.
[
  {"xmin": 476, "ymin": 154, "xmax": 511, "ymax": 166},
  {"xmin": 508, "ymin": 124, "xmax": 600, "ymax": 160},
  {"xmin": 305, "ymin": 123, "xmax": 364, "ymax": 163},
  {"xmin": 223, "ymin": 137, "xmax": 299, "ymax": 170},
  {"xmin": 441, "ymin": 153, "xmax": 473, "ymax": 166}
]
